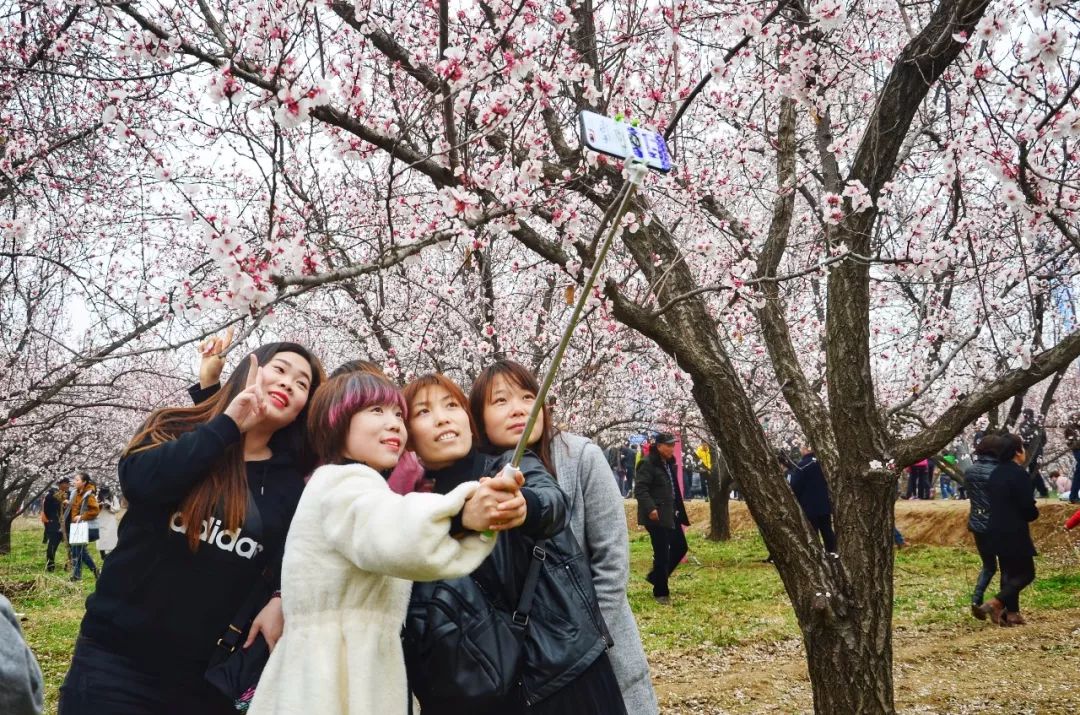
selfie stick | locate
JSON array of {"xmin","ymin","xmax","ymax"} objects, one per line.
[
  {"xmin": 481, "ymin": 114, "xmax": 671, "ymax": 539},
  {"xmin": 504, "ymin": 162, "xmax": 648, "ymax": 471}
]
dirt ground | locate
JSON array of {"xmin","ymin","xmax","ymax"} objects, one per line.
[
  {"xmin": 651, "ymin": 607, "xmax": 1080, "ymax": 714},
  {"xmin": 630, "ymin": 498, "xmax": 1080, "ymax": 714}
]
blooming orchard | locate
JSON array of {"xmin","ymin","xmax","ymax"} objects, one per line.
[{"xmin": 2, "ymin": 0, "xmax": 1079, "ymax": 711}]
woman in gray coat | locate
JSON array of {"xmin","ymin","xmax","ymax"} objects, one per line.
[{"xmin": 470, "ymin": 361, "xmax": 659, "ymax": 715}]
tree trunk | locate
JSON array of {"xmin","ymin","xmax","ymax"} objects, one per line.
[
  {"xmin": 706, "ymin": 445, "xmax": 731, "ymax": 541},
  {"xmin": 800, "ymin": 468, "xmax": 896, "ymax": 712},
  {"xmin": 0, "ymin": 513, "xmax": 13, "ymax": 555}
]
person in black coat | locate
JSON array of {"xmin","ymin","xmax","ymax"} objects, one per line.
[
  {"xmin": 978, "ymin": 432, "xmax": 1039, "ymax": 626},
  {"xmin": 963, "ymin": 434, "xmax": 1002, "ymax": 618},
  {"xmin": 790, "ymin": 447, "xmax": 836, "ymax": 553},
  {"xmin": 41, "ymin": 478, "xmax": 69, "ymax": 572},
  {"xmin": 634, "ymin": 434, "xmax": 689, "ymax": 604}
]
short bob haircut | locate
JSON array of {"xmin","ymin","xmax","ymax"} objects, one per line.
[
  {"xmin": 973, "ymin": 433, "xmax": 1005, "ymax": 458},
  {"xmin": 307, "ymin": 372, "xmax": 407, "ymax": 466},
  {"xmin": 401, "ymin": 373, "xmax": 478, "ymax": 452},
  {"xmin": 995, "ymin": 432, "xmax": 1024, "ymax": 462}
]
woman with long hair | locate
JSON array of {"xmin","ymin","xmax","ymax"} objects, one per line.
[
  {"xmin": 59, "ymin": 343, "xmax": 324, "ymax": 715},
  {"xmin": 470, "ymin": 360, "xmax": 656, "ymax": 713},
  {"xmin": 247, "ymin": 371, "xmax": 500, "ymax": 715},
  {"xmin": 978, "ymin": 432, "xmax": 1039, "ymax": 626},
  {"xmin": 403, "ymin": 372, "xmax": 625, "ymax": 715}
]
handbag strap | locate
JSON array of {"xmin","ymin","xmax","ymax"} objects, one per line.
[
  {"xmin": 215, "ymin": 576, "xmax": 273, "ymax": 653},
  {"xmin": 214, "ymin": 488, "xmax": 272, "ymax": 654},
  {"xmin": 510, "ymin": 539, "xmax": 547, "ymax": 627}
]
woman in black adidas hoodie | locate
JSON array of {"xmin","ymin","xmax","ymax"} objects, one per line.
[{"xmin": 59, "ymin": 343, "xmax": 324, "ymax": 715}]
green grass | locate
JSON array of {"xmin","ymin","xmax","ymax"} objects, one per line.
[{"xmin": 4, "ymin": 518, "xmax": 1079, "ymax": 710}]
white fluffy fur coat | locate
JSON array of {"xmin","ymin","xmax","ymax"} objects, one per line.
[{"xmin": 249, "ymin": 462, "xmax": 494, "ymax": 715}]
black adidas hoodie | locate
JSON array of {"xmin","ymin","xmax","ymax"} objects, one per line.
[{"xmin": 80, "ymin": 414, "xmax": 305, "ymax": 675}]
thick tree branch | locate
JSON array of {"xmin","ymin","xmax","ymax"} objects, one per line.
[{"xmin": 892, "ymin": 329, "xmax": 1080, "ymax": 466}]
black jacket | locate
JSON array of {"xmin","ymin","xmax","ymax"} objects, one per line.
[
  {"xmin": 964, "ymin": 455, "xmax": 998, "ymax": 533},
  {"xmin": 81, "ymin": 415, "xmax": 305, "ymax": 676},
  {"xmin": 634, "ymin": 451, "xmax": 688, "ymax": 529},
  {"xmin": 42, "ymin": 489, "xmax": 64, "ymax": 534},
  {"xmin": 986, "ymin": 460, "xmax": 1039, "ymax": 559},
  {"xmin": 407, "ymin": 449, "xmax": 611, "ymax": 710},
  {"xmin": 790, "ymin": 453, "xmax": 832, "ymax": 518}
]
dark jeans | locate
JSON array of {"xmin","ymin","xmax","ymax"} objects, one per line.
[
  {"xmin": 70, "ymin": 544, "xmax": 98, "ymax": 581},
  {"xmin": 644, "ymin": 523, "xmax": 688, "ymax": 597},
  {"xmin": 972, "ymin": 532, "xmax": 997, "ymax": 606},
  {"xmin": 45, "ymin": 530, "xmax": 63, "ymax": 570},
  {"xmin": 995, "ymin": 553, "xmax": 1035, "ymax": 614},
  {"xmin": 59, "ymin": 637, "xmax": 234, "ymax": 715},
  {"xmin": 906, "ymin": 467, "xmax": 930, "ymax": 499},
  {"xmin": 808, "ymin": 513, "xmax": 837, "ymax": 552},
  {"xmin": 1070, "ymin": 450, "xmax": 1080, "ymax": 502}
]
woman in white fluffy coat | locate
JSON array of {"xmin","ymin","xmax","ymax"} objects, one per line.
[{"xmin": 250, "ymin": 371, "xmax": 526, "ymax": 715}]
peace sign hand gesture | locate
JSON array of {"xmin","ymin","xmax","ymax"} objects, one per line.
[{"xmin": 224, "ymin": 355, "xmax": 268, "ymax": 433}]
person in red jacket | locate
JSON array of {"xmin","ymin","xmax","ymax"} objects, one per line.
[{"xmin": 1066, "ymin": 508, "xmax": 1080, "ymax": 531}]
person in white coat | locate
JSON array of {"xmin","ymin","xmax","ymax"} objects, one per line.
[{"xmin": 249, "ymin": 371, "xmax": 526, "ymax": 715}]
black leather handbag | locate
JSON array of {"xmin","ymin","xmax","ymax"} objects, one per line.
[
  {"xmin": 403, "ymin": 540, "xmax": 547, "ymax": 712},
  {"xmin": 204, "ymin": 578, "xmax": 274, "ymax": 710}
]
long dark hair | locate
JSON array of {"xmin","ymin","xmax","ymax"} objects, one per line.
[
  {"xmin": 469, "ymin": 360, "xmax": 557, "ymax": 477},
  {"xmin": 125, "ymin": 342, "xmax": 324, "ymax": 550}
]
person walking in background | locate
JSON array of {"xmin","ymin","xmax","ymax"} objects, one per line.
[
  {"xmin": 963, "ymin": 434, "xmax": 1002, "ymax": 620},
  {"xmin": 1050, "ymin": 470, "xmax": 1068, "ymax": 496},
  {"xmin": 979, "ymin": 433, "xmax": 1039, "ymax": 626},
  {"xmin": 95, "ymin": 487, "xmax": 121, "ymax": 561},
  {"xmin": 620, "ymin": 443, "xmax": 637, "ymax": 498},
  {"xmin": 41, "ymin": 477, "xmax": 69, "ymax": 572},
  {"xmin": 790, "ymin": 446, "xmax": 836, "ymax": 553},
  {"xmin": 68, "ymin": 472, "xmax": 100, "ymax": 583},
  {"xmin": 635, "ymin": 433, "xmax": 689, "ymax": 605}
]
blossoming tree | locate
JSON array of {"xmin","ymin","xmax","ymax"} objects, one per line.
[{"xmin": 3, "ymin": 0, "xmax": 1079, "ymax": 710}]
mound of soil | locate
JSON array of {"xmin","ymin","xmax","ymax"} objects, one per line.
[{"xmin": 625, "ymin": 498, "xmax": 1079, "ymax": 552}]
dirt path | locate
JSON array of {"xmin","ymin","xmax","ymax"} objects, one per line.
[{"xmin": 650, "ymin": 607, "xmax": 1080, "ymax": 713}]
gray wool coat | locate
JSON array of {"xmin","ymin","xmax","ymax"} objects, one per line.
[
  {"xmin": 552, "ymin": 432, "xmax": 659, "ymax": 715},
  {"xmin": 0, "ymin": 594, "xmax": 43, "ymax": 715}
]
